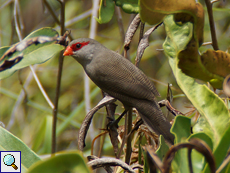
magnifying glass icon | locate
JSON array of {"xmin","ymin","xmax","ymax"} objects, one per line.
[{"xmin": 3, "ymin": 154, "xmax": 18, "ymax": 170}]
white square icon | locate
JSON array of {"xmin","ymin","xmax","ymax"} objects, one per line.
[{"xmin": 1, "ymin": 151, "xmax": 21, "ymax": 173}]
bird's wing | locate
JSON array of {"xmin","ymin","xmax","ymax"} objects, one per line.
[{"xmin": 87, "ymin": 50, "xmax": 160, "ymax": 102}]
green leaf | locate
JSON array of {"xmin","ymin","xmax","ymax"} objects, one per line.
[
  {"xmin": 114, "ymin": 0, "xmax": 139, "ymax": 13},
  {"xmin": 32, "ymin": 116, "xmax": 52, "ymax": 154},
  {"xmin": 142, "ymin": 147, "xmax": 149, "ymax": 173},
  {"xmin": 0, "ymin": 44, "xmax": 63, "ymax": 80},
  {"xmin": 203, "ymin": 125, "xmax": 230, "ymax": 173},
  {"xmin": 171, "ymin": 117, "xmax": 213, "ymax": 173},
  {"xmin": 25, "ymin": 27, "xmax": 59, "ymax": 39},
  {"xmin": 28, "ymin": 151, "xmax": 92, "ymax": 173},
  {"xmin": 163, "ymin": 14, "xmax": 230, "ymax": 148},
  {"xmin": 0, "ymin": 27, "xmax": 64, "ymax": 80},
  {"xmin": 95, "ymin": 0, "xmax": 115, "ymax": 24},
  {"xmin": 156, "ymin": 135, "xmax": 169, "ymax": 160},
  {"xmin": 171, "ymin": 116, "xmax": 191, "ymax": 173},
  {"xmin": 189, "ymin": 133, "xmax": 213, "ymax": 151},
  {"xmin": 139, "ymin": 0, "xmax": 197, "ymax": 25},
  {"xmin": 189, "ymin": 133, "xmax": 213, "ymax": 172},
  {"xmin": 163, "ymin": 14, "xmax": 230, "ymax": 172},
  {"xmin": 171, "ymin": 115, "xmax": 191, "ymax": 143},
  {"xmin": 0, "ymin": 126, "xmax": 41, "ymax": 173}
]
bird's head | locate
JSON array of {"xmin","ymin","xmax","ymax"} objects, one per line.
[{"xmin": 63, "ymin": 38, "xmax": 98, "ymax": 66}]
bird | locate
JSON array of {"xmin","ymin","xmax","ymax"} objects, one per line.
[{"xmin": 63, "ymin": 38, "xmax": 174, "ymax": 145}]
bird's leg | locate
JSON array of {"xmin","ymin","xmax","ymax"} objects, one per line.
[
  {"xmin": 107, "ymin": 110, "xmax": 128, "ymax": 129},
  {"xmin": 127, "ymin": 118, "xmax": 143, "ymax": 137}
]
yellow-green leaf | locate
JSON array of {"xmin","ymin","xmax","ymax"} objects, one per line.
[
  {"xmin": 28, "ymin": 151, "xmax": 91, "ymax": 173},
  {"xmin": 95, "ymin": 0, "xmax": 115, "ymax": 24}
]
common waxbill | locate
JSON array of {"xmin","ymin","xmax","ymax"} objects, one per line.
[{"xmin": 63, "ymin": 38, "xmax": 174, "ymax": 145}]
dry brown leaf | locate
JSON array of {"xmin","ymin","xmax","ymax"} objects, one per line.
[{"xmin": 201, "ymin": 50, "xmax": 230, "ymax": 78}]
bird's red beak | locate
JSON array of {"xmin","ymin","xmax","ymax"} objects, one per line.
[{"xmin": 63, "ymin": 46, "xmax": 73, "ymax": 56}]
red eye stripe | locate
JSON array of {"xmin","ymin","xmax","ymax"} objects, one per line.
[{"xmin": 71, "ymin": 41, "xmax": 90, "ymax": 51}]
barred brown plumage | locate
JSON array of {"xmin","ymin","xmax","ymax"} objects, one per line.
[{"xmin": 63, "ymin": 38, "xmax": 174, "ymax": 145}]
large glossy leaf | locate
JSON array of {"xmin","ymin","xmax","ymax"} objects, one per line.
[
  {"xmin": 139, "ymin": 0, "xmax": 197, "ymax": 25},
  {"xmin": 0, "ymin": 126, "xmax": 41, "ymax": 173},
  {"xmin": 163, "ymin": 14, "xmax": 230, "ymax": 172},
  {"xmin": 25, "ymin": 27, "xmax": 58, "ymax": 39},
  {"xmin": 27, "ymin": 151, "xmax": 91, "ymax": 173},
  {"xmin": 163, "ymin": 14, "xmax": 230, "ymax": 147},
  {"xmin": 142, "ymin": 0, "xmax": 228, "ymax": 89},
  {"xmin": 96, "ymin": 0, "xmax": 115, "ymax": 24},
  {"xmin": 203, "ymin": 125, "xmax": 230, "ymax": 173},
  {"xmin": 0, "ymin": 27, "xmax": 64, "ymax": 80}
]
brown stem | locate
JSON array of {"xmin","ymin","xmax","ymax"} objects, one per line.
[
  {"xmin": 88, "ymin": 157, "xmax": 135, "ymax": 173},
  {"xmin": 188, "ymin": 148, "xmax": 193, "ymax": 173},
  {"xmin": 116, "ymin": 111, "xmax": 128, "ymax": 158},
  {"xmin": 51, "ymin": 0, "xmax": 65, "ymax": 154},
  {"xmin": 91, "ymin": 131, "xmax": 108, "ymax": 155},
  {"xmin": 43, "ymin": 0, "xmax": 61, "ymax": 25},
  {"xmin": 158, "ymin": 100, "xmax": 184, "ymax": 116},
  {"xmin": 204, "ymin": 0, "xmax": 219, "ymax": 50},
  {"xmin": 139, "ymin": 22, "xmax": 145, "ymax": 43},
  {"xmin": 125, "ymin": 108, "xmax": 133, "ymax": 164}
]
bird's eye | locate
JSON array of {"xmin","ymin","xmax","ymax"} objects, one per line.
[
  {"xmin": 76, "ymin": 43, "xmax": 81, "ymax": 49},
  {"xmin": 71, "ymin": 41, "xmax": 89, "ymax": 51}
]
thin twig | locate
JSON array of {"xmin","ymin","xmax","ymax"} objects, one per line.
[
  {"xmin": 117, "ymin": 112, "xmax": 128, "ymax": 158},
  {"xmin": 211, "ymin": 0, "xmax": 220, "ymax": 4},
  {"xmin": 158, "ymin": 99, "xmax": 184, "ymax": 116},
  {"xmin": 135, "ymin": 22, "xmax": 162, "ymax": 67},
  {"xmin": 87, "ymin": 155, "xmax": 113, "ymax": 173},
  {"xmin": 77, "ymin": 95, "xmax": 116, "ymax": 151},
  {"xmin": 43, "ymin": 0, "xmax": 61, "ymax": 25},
  {"xmin": 216, "ymin": 151, "xmax": 230, "ymax": 173},
  {"xmin": 16, "ymin": 0, "xmax": 24, "ymax": 32},
  {"xmin": 51, "ymin": 0, "xmax": 65, "ymax": 154},
  {"xmin": 14, "ymin": 0, "xmax": 23, "ymax": 40},
  {"xmin": 188, "ymin": 148, "xmax": 194, "ymax": 173},
  {"xmin": 202, "ymin": 42, "xmax": 212, "ymax": 46},
  {"xmin": 124, "ymin": 14, "xmax": 141, "ymax": 58},
  {"xmin": 64, "ymin": 9, "xmax": 92, "ymax": 28},
  {"xmin": 204, "ymin": 0, "xmax": 219, "ymax": 50},
  {"xmin": 115, "ymin": 6, "xmax": 125, "ymax": 43},
  {"xmin": 91, "ymin": 131, "xmax": 108, "ymax": 155},
  {"xmin": 29, "ymin": 66, "xmax": 54, "ymax": 109},
  {"xmin": 8, "ymin": 0, "xmax": 27, "ymax": 130},
  {"xmin": 88, "ymin": 157, "xmax": 135, "ymax": 173},
  {"xmin": 0, "ymin": 0, "xmax": 13, "ymax": 10},
  {"xmin": 139, "ymin": 22, "xmax": 145, "ymax": 43},
  {"xmin": 97, "ymin": 127, "xmax": 106, "ymax": 158},
  {"xmin": 125, "ymin": 109, "xmax": 133, "ymax": 164},
  {"xmin": 8, "ymin": 0, "xmax": 24, "ymax": 130},
  {"xmin": 87, "ymin": 0, "xmax": 99, "ymax": 142}
]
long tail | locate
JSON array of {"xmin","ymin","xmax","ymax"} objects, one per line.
[{"xmin": 135, "ymin": 100, "xmax": 174, "ymax": 145}]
